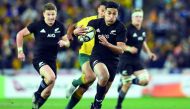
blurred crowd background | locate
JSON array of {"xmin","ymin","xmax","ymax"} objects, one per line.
[{"xmin": 0, "ymin": 0, "xmax": 190, "ymax": 73}]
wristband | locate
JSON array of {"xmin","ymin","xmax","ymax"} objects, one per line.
[
  {"xmin": 126, "ymin": 46, "xmax": 131, "ymax": 52},
  {"xmin": 17, "ymin": 47, "xmax": 23, "ymax": 53}
]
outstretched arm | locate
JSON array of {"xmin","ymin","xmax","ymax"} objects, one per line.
[
  {"xmin": 143, "ymin": 41, "xmax": 157, "ymax": 61},
  {"xmin": 67, "ymin": 24, "xmax": 86, "ymax": 41},
  {"xmin": 58, "ymin": 35, "xmax": 70, "ymax": 48},
  {"xmin": 16, "ymin": 27, "xmax": 31, "ymax": 61}
]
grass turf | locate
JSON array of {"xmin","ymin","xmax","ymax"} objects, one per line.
[{"xmin": 0, "ymin": 97, "xmax": 189, "ymax": 109}]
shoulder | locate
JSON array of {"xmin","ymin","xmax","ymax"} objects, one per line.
[
  {"xmin": 115, "ymin": 20, "xmax": 126, "ymax": 31},
  {"xmin": 28, "ymin": 20, "xmax": 42, "ymax": 27},
  {"xmin": 77, "ymin": 15, "xmax": 98, "ymax": 27},
  {"xmin": 55, "ymin": 20, "xmax": 65, "ymax": 30},
  {"xmin": 140, "ymin": 27, "xmax": 146, "ymax": 32},
  {"xmin": 140, "ymin": 27, "xmax": 146, "ymax": 36},
  {"xmin": 86, "ymin": 15, "xmax": 98, "ymax": 20},
  {"xmin": 90, "ymin": 17, "xmax": 102, "ymax": 22},
  {"xmin": 55, "ymin": 20, "xmax": 64, "ymax": 27},
  {"xmin": 88, "ymin": 18, "xmax": 102, "ymax": 25},
  {"xmin": 125, "ymin": 24, "xmax": 133, "ymax": 30}
]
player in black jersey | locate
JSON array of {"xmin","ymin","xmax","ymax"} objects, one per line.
[
  {"xmin": 87, "ymin": 2, "xmax": 126, "ymax": 109},
  {"xmin": 115, "ymin": 9, "xmax": 157, "ymax": 109},
  {"xmin": 16, "ymin": 3, "xmax": 82, "ymax": 109}
]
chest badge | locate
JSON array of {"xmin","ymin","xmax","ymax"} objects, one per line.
[
  {"xmin": 110, "ymin": 30, "xmax": 116, "ymax": 35},
  {"xmin": 55, "ymin": 28, "xmax": 60, "ymax": 33}
]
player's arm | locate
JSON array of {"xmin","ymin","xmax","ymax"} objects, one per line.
[
  {"xmin": 143, "ymin": 41, "xmax": 157, "ymax": 61},
  {"xmin": 67, "ymin": 18, "xmax": 88, "ymax": 40},
  {"xmin": 16, "ymin": 27, "xmax": 31, "ymax": 51},
  {"xmin": 120, "ymin": 43, "xmax": 138, "ymax": 54},
  {"xmin": 16, "ymin": 27, "xmax": 31, "ymax": 61},
  {"xmin": 121, "ymin": 26, "xmax": 138, "ymax": 54},
  {"xmin": 99, "ymin": 36, "xmax": 124, "ymax": 54},
  {"xmin": 58, "ymin": 35, "xmax": 70, "ymax": 48}
]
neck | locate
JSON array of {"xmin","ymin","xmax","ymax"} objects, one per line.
[
  {"xmin": 132, "ymin": 23, "xmax": 141, "ymax": 30},
  {"xmin": 105, "ymin": 22, "xmax": 110, "ymax": 26},
  {"xmin": 44, "ymin": 19, "xmax": 54, "ymax": 26}
]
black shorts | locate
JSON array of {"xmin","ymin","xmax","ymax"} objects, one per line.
[
  {"xmin": 117, "ymin": 60, "xmax": 144, "ymax": 76},
  {"xmin": 90, "ymin": 58, "xmax": 118, "ymax": 82},
  {"xmin": 32, "ymin": 58, "xmax": 57, "ymax": 76}
]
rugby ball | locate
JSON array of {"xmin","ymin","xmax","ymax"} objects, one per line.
[{"xmin": 78, "ymin": 26, "xmax": 95, "ymax": 42}]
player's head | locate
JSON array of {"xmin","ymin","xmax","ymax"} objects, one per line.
[
  {"xmin": 104, "ymin": 1, "xmax": 119, "ymax": 26},
  {"xmin": 43, "ymin": 3, "xmax": 57, "ymax": 26},
  {"xmin": 97, "ymin": 1, "xmax": 107, "ymax": 18},
  {"xmin": 131, "ymin": 9, "xmax": 144, "ymax": 26}
]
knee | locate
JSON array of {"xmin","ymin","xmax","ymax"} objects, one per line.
[
  {"xmin": 86, "ymin": 73, "xmax": 96, "ymax": 82},
  {"xmin": 137, "ymin": 72, "xmax": 149, "ymax": 86},
  {"xmin": 122, "ymin": 83, "xmax": 131, "ymax": 92},
  {"xmin": 139, "ymin": 79, "xmax": 149, "ymax": 86},
  {"xmin": 45, "ymin": 76, "xmax": 56, "ymax": 85},
  {"xmin": 44, "ymin": 90, "xmax": 52, "ymax": 97},
  {"xmin": 98, "ymin": 74, "xmax": 109, "ymax": 85}
]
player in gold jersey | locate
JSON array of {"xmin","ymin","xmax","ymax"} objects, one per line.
[{"xmin": 65, "ymin": 2, "xmax": 107, "ymax": 109}]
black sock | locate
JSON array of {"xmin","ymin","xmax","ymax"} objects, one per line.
[
  {"xmin": 36, "ymin": 80, "xmax": 48, "ymax": 94},
  {"xmin": 38, "ymin": 96, "xmax": 48, "ymax": 108},
  {"xmin": 132, "ymin": 78, "xmax": 139, "ymax": 85},
  {"xmin": 94, "ymin": 84, "xmax": 106, "ymax": 105},
  {"xmin": 116, "ymin": 90, "xmax": 126, "ymax": 108},
  {"xmin": 65, "ymin": 91, "xmax": 82, "ymax": 109}
]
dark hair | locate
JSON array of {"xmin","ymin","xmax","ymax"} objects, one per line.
[
  {"xmin": 100, "ymin": 1, "xmax": 107, "ymax": 6},
  {"xmin": 43, "ymin": 3, "xmax": 57, "ymax": 12},
  {"xmin": 97, "ymin": 1, "xmax": 107, "ymax": 9},
  {"xmin": 106, "ymin": 1, "xmax": 119, "ymax": 9}
]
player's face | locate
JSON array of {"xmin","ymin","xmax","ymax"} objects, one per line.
[
  {"xmin": 97, "ymin": 5, "xmax": 106, "ymax": 18},
  {"xmin": 43, "ymin": 10, "xmax": 57, "ymax": 26},
  {"xmin": 132, "ymin": 14, "xmax": 143, "ymax": 26},
  {"xmin": 104, "ymin": 8, "xmax": 118, "ymax": 25}
]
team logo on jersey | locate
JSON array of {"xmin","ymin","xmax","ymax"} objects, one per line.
[
  {"xmin": 110, "ymin": 30, "xmax": 116, "ymax": 35},
  {"xmin": 40, "ymin": 29, "xmax": 46, "ymax": 33},
  {"xmin": 133, "ymin": 33, "xmax": 137, "ymax": 37},
  {"xmin": 92, "ymin": 60, "xmax": 99, "ymax": 67},
  {"xmin": 39, "ymin": 61, "xmax": 45, "ymax": 68},
  {"xmin": 142, "ymin": 32, "xmax": 146, "ymax": 37},
  {"xmin": 55, "ymin": 28, "xmax": 60, "ymax": 33},
  {"xmin": 98, "ymin": 34, "xmax": 109, "ymax": 39},
  {"xmin": 121, "ymin": 70, "xmax": 128, "ymax": 76},
  {"xmin": 96, "ymin": 28, "xmax": 100, "ymax": 33},
  {"xmin": 138, "ymin": 37, "xmax": 143, "ymax": 41},
  {"xmin": 47, "ymin": 34, "xmax": 56, "ymax": 38}
]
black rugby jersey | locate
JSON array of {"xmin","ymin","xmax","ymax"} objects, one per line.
[
  {"xmin": 88, "ymin": 18, "xmax": 126, "ymax": 61},
  {"xmin": 120, "ymin": 24, "xmax": 146, "ymax": 61},
  {"xmin": 27, "ymin": 20, "xmax": 65, "ymax": 61}
]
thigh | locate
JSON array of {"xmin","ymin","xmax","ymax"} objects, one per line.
[
  {"xmin": 90, "ymin": 59, "xmax": 109, "ymax": 78},
  {"xmin": 79, "ymin": 54, "xmax": 90, "ymax": 67},
  {"xmin": 133, "ymin": 61, "xmax": 144, "ymax": 72},
  {"xmin": 106, "ymin": 61, "xmax": 118, "ymax": 82},
  {"xmin": 40, "ymin": 65, "xmax": 56, "ymax": 79},
  {"xmin": 33, "ymin": 59, "xmax": 56, "ymax": 78},
  {"xmin": 117, "ymin": 61, "xmax": 134, "ymax": 76}
]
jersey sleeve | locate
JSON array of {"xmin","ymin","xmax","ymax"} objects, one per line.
[
  {"xmin": 142, "ymin": 30, "xmax": 147, "ymax": 41},
  {"xmin": 27, "ymin": 22, "xmax": 37, "ymax": 33},
  {"xmin": 116, "ymin": 24, "xmax": 126, "ymax": 42},
  {"xmin": 87, "ymin": 20, "xmax": 97, "ymax": 29},
  {"xmin": 60, "ymin": 24, "xmax": 66, "ymax": 36}
]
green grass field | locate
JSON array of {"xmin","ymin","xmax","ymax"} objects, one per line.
[{"xmin": 0, "ymin": 97, "xmax": 189, "ymax": 109}]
